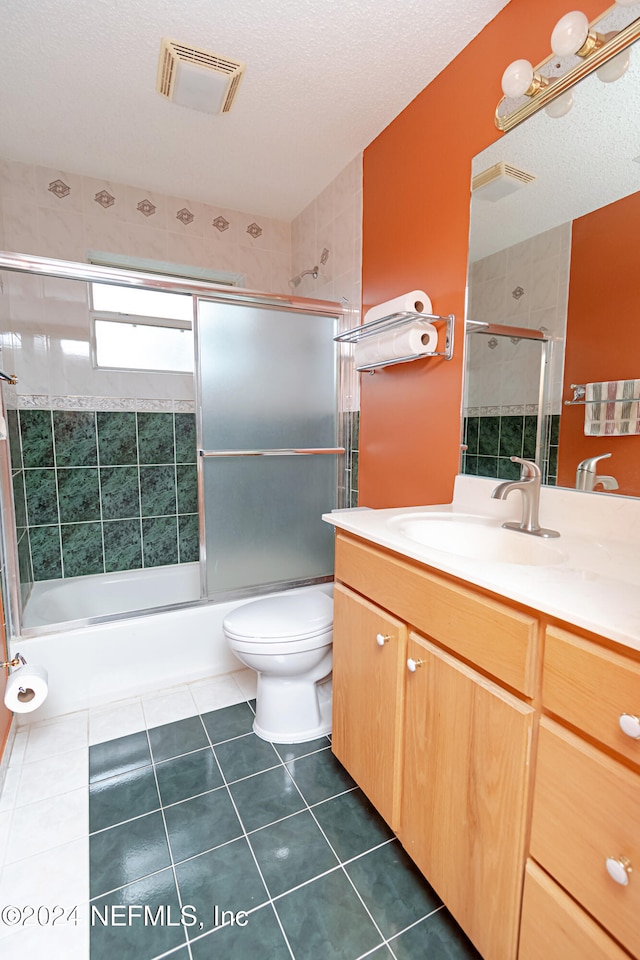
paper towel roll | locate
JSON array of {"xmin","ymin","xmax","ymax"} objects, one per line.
[
  {"xmin": 4, "ymin": 663, "xmax": 48, "ymax": 713},
  {"xmin": 355, "ymin": 322, "xmax": 438, "ymax": 368},
  {"xmin": 364, "ymin": 290, "xmax": 433, "ymax": 326}
]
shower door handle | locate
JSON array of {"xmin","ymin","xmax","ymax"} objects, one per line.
[{"xmin": 199, "ymin": 447, "xmax": 345, "ymax": 457}]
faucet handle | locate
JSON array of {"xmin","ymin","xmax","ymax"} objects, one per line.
[
  {"xmin": 578, "ymin": 453, "xmax": 612, "ymax": 470},
  {"xmin": 510, "ymin": 457, "xmax": 541, "ymax": 480}
]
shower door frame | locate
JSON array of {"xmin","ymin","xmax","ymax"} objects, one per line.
[{"xmin": 0, "ymin": 251, "xmax": 347, "ymax": 639}]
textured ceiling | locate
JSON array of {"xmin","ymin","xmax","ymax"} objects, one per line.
[{"xmin": 0, "ymin": 0, "xmax": 509, "ymax": 221}]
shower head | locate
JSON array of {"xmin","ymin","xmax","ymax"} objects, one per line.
[{"xmin": 289, "ymin": 266, "xmax": 319, "ymax": 288}]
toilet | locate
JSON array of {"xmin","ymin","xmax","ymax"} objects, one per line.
[{"xmin": 223, "ymin": 587, "xmax": 333, "ymax": 743}]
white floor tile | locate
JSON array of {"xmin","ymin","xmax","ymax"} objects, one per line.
[
  {"xmin": 88, "ymin": 698, "xmax": 145, "ymax": 746},
  {"xmin": 8, "ymin": 731, "xmax": 29, "ymax": 767},
  {"xmin": 141, "ymin": 686, "xmax": 198, "ymax": 729},
  {"xmin": 1, "ymin": 915, "xmax": 89, "ymax": 960},
  {"xmin": 0, "ymin": 809, "xmax": 14, "ymax": 865},
  {"xmin": 0, "ymin": 837, "xmax": 89, "ymax": 942},
  {"xmin": 23, "ymin": 713, "xmax": 88, "ymax": 764},
  {"xmin": 15, "ymin": 749, "xmax": 88, "ymax": 808},
  {"xmin": 0, "ymin": 767, "xmax": 21, "ymax": 813},
  {"xmin": 188, "ymin": 674, "xmax": 246, "ymax": 714},
  {"xmin": 5, "ymin": 788, "xmax": 88, "ymax": 864},
  {"xmin": 232, "ymin": 668, "xmax": 258, "ymax": 699}
]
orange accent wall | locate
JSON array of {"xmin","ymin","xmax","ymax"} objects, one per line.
[
  {"xmin": 360, "ymin": 0, "xmax": 603, "ymax": 507},
  {"xmin": 557, "ymin": 191, "xmax": 640, "ymax": 497}
]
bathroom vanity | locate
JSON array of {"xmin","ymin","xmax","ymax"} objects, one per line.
[{"xmin": 323, "ymin": 478, "xmax": 640, "ymax": 960}]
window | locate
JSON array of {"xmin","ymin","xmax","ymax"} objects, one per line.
[{"xmin": 90, "ymin": 281, "xmax": 194, "ymax": 374}]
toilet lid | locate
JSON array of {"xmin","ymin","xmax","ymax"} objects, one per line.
[{"xmin": 223, "ymin": 590, "xmax": 333, "ymax": 642}]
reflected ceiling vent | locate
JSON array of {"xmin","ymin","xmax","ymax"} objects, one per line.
[
  {"xmin": 471, "ymin": 162, "xmax": 536, "ymax": 201},
  {"xmin": 156, "ymin": 39, "xmax": 245, "ymax": 114}
]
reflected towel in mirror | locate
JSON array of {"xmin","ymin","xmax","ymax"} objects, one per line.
[{"xmin": 584, "ymin": 380, "xmax": 640, "ymax": 436}]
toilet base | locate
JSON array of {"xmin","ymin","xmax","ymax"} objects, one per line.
[{"xmin": 253, "ymin": 673, "xmax": 332, "ymax": 744}]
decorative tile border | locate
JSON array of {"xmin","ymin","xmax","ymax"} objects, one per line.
[{"xmin": 16, "ymin": 394, "xmax": 195, "ymax": 413}]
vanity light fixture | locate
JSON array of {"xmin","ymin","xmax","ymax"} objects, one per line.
[{"xmin": 496, "ymin": 1, "xmax": 640, "ymax": 130}]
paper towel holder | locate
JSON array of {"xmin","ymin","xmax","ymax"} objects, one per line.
[{"xmin": 334, "ymin": 310, "xmax": 455, "ymax": 372}]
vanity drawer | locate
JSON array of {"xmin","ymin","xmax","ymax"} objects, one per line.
[
  {"xmin": 543, "ymin": 627, "xmax": 640, "ymax": 767},
  {"xmin": 335, "ymin": 533, "xmax": 538, "ymax": 695},
  {"xmin": 519, "ymin": 860, "xmax": 631, "ymax": 960},
  {"xmin": 530, "ymin": 718, "xmax": 640, "ymax": 958}
]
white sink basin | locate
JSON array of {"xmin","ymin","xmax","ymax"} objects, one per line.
[{"xmin": 388, "ymin": 513, "xmax": 566, "ymax": 566}]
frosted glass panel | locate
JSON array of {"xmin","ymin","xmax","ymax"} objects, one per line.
[
  {"xmin": 202, "ymin": 456, "xmax": 336, "ymax": 593},
  {"xmin": 196, "ymin": 299, "xmax": 339, "ymax": 597},
  {"xmin": 198, "ymin": 302, "xmax": 337, "ymax": 450}
]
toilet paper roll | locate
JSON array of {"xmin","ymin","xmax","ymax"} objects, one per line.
[
  {"xmin": 364, "ymin": 290, "xmax": 433, "ymax": 326},
  {"xmin": 4, "ymin": 663, "xmax": 48, "ymax": 713}
]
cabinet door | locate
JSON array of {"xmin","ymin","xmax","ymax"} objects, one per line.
[
  {"xmin": 332, "ymin": 583, "xmax": 407, "ymax": 829},
  {"xmin": 400, "ymin": 632, "xmax": 534, "ymax": 960}
]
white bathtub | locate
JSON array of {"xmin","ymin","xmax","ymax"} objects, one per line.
[
  {"xmin": 14, "ymin": 564, "xmax": 331, "ymax": 723},
  {"xmin": 23, "ymin": 562, "xmax": 202, "ymax": 628}
]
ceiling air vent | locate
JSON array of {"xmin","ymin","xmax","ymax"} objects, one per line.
[
  {"xmin": 471, "ymin": 162, "xmax": 536, "ymax": 201},
  {"xmin": 156, "ymin": 39, "xmax": 245, "ymax": 114}
]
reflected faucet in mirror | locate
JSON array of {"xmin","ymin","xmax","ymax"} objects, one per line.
[
  {"xmin": 492, "ymin": 457, "xmax": 560, "ymax": 538},
  {"xmin": 575, "ymin": 453, "xmax": 619, "ymax": 493}
]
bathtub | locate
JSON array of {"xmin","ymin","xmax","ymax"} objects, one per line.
[
  {"xmin": 22, "ymin": 562, "xmax": 202, "ymax": 628},
  {"xmin": 13, "ymin": 564, "xmax": 331, "ymax": 724}
]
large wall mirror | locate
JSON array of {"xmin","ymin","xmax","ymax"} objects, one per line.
[{"xmin": 463, "ymin": 40, "xmax": 640, "ymax": 497}]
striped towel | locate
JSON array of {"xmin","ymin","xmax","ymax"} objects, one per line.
[{"xmin": 584, "ymin": 379, "xmax": 640, "ymax": 436}]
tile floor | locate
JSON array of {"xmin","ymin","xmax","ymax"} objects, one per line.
[{"xmin": 0, "ymin": 669, "xmax": 481, "ymax": 960}]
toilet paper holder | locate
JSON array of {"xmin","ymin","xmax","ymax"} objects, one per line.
[{"xmin": 1, "ymin": 653, "xmax": 26, "ymax": 670}]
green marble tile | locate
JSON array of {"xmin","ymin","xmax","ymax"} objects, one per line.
[
  {"xmin": 100, "ymin": 466, "xmax": 140, "ymax": 520},
  {"xmin": 178, "ymin": 513, "xmax": 199, "ymax": 563},
  {"xmin": 53, "ymin": 411, "xmax": 98, "ymax": 466},
  {"xmin": 61, "ymin": 522, "xmax": 104, "ymax": 577},
  {"xmin": 12, "ymin": 471, "xmax": 27, "ymax": 530},
  {"xmin": 140, "ymin": 465, "xmax": 177, "ymax": 517},
  {"xmin": 174, "ymin": 413, "xmax": 197, "ymax": 464},
  {"xmin": 137, "ymin": 412, "xmax": 175, "ymax": 465},
  {"xmin": 142, "ymin": 516, "xmax": 178, "ymax": 567},
  {"xmin": 465, "ymin": 416, "xmax": 479, "ymax": 455},
  {"xmin": 498, "ymin": 416, "xmax": 524, "ymax": 459},
  {"xmin": 523, "ymin": 415, "xmax": 538, "ymax": 459},
  {"xmin": 24, "ymin": 468, "xmax": 58, "ymax": 525},
  {"xmin": 17, "ymin": 531, "xmax": 33, "ymax": 588},
  {"xmin": 57, "ymin": 467, "xmax": 101, "ymax": 523},
  {"xmin": 176, "ymin": 464, "xmax": 198, "ymax": 514},
  {"xmin": 29, "ymin": 524, "xmax": 63, "ymax": 580},
  {"xmin": 478, "ymin": 416, "xmax": 500, "ymax": 456},
  {"xmin": 497, "ymin": 456, "xmax": 521, "ymax": 480},
  {"xmin": 103, "ymin": 519, "xmax": 142, "ymax": 573},
  {"xmin": 97, "ymin": 411, "xmax": 138, "ymax": 466},
  {"xmin": 19, "ymin": 409, "xmax": 54, "ymax": 468},
  {"xmin": 7, "ymin": 409, "xmax": 22, "ymax": 471}
]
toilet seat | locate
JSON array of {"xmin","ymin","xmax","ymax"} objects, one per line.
[{"xmin": 223, "ymin": 591, "xmax": 333, "ymax": 644}]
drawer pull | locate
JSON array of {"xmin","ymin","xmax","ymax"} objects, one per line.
[
  {"xmin": 619, "ymin": 712, "xmax": 640, "ymax": 740},
  {"xmin": 376, "ymin": 633, "xmax": 391, "ymax": 646},
  {"xmin": 605, "ymin": 855, "xmax": 632, "ymax": 886},
  {"xmin": 407, "ymin": 658, "xmax": 424, "ymax": 672}
]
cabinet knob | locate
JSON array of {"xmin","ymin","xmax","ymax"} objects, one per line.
[
  {"xmin": 376, "ymin": 633, "xmax": 390, "ymax": 646},
  {"xmin": 605, "ymin": 856, "xmax": 632, "ymax": 886},
  {"xmin": 407, "ymin": 658, "xmax": 424, "ymax": 672},
  {"xmin": 619, "ymin": 713, "xmax": 640, "ymax": 740}
]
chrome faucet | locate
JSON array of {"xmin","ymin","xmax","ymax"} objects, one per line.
[
  {"xmin": 575, "ymin": 453, "xmax": 618, "ymax": 492},
  {"xmin": 491, "ymin": 457, "xmax": 560, "ymax": 538}
]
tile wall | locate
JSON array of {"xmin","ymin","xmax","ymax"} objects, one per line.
[
  {"xmin": 9, "ymin": 409, "xmax": 198, "ymax": 583},
  {"xmin": 462, "ymin": 414, "xmax": 560, "ymax": 485}
]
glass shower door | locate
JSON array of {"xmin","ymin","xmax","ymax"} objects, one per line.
[{"xmin": 195, "ymin": 298, "xmax": 341, "ymax": 599}]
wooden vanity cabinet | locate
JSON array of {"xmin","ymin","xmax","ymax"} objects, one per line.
[
  {"xmin": 332, "ymin": 533, "xmax": 538, "ymax": 960},
  {"xmin": 521, "ymin": 627, "xmax": 640, "ymax": 960}
]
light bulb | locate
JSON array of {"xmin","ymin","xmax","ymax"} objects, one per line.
[
  {"xmin": 501, "ymin": 59, "xmax": 535, "ymax": 98},
  {"xmin": 597, "ymin": 48, "xmax": 631, "ymax": 82},
  {"xmin": 545, "ymin": 90, "xmax": 574, "ymax": 118},
  {"xmin": 551, "ymin": 11, "xmax": 590, "ymax": 56}
]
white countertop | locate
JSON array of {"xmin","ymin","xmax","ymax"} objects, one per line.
[{"xmin": 323, "ymin": 476, "xmax": 640, "ymax": 653}]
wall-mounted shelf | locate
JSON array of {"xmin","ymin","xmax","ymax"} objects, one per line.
[{"xmin": 334, "ymin": 311, "xmax": 455, "ymax": 371}]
